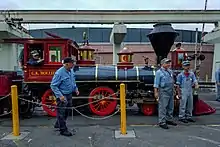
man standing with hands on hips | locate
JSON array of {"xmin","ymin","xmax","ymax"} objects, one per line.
[
  {"xmin": 50, "ymin": 57, "xmax": 79, "ymax": 136},
  {"xmin": 176, "ymin": 60, "xmax": 198, "ymax": 123},
  {"xmin": 154, "ymin": 58, "xmax": 177, "ymax": 129},
  {"xmin": 215, "ymin": 65, "xmax": 220, "ymax": 102}
]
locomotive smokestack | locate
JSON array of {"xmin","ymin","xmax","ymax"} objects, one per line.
[{"xmin": 147, "ymin": 23, "xmax": 179, "ymax": 65}]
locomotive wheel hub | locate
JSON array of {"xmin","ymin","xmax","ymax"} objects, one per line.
[
  {"xmin": 100, "ymin": 100, "xmax": 106, "ymax": 105},
  {"xmin": 88, "ymin": 87, "xmax": 117, "ymax": 116}
]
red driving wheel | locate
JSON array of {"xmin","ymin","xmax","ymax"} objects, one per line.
[
  {"xmin": 88, "ymin": 87, "xmax": 118, "ymax": 116},
  {"xmin": 141, "ymin": 104, "xmax": 156, "ymax": 116},
  {"xmin": 42, "ymin": 89, "xmax": 57, "ymax": 117}
]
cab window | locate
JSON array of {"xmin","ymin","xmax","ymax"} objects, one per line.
[
  {"xmin": 49, "ymin": 45, "xmax": 62, "ymax": 63},
  {"xmin": 28, "ymin": 43, "xmax": 44, "ymax": 60},
  {"xmin": 27, "ymin": 43, "xmax": 44, "ymax": 66}
]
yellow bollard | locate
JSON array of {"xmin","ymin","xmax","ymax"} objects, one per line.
[
  {"xmin": 205, "ymin": 74, "xmax": 208, "ymax": 82},
  {"xmin": 11, "ymin": 85, "xmax": 20, "ymax": 136},
  {"xmin": 120, "ymin": 83, "xmax": 127, "ymax": 135}
]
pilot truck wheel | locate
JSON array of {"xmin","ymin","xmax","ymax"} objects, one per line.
[{"xmin": 139, "ymin": 103, "xmax": 156, "ymax": 116}]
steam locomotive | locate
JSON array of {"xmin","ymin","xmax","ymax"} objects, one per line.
[{"xmin": 0, "ymin": 23, "xmax": 215, "ymax": 118}]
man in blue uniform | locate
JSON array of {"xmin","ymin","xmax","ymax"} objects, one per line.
[
  {"xmin": 27, "ymin": 50, "xmax": 44, "ymax": 65},
  {"xmin": 215, "ymin": 66, "xmax": 220, "ymax": 102},
  {"xmin": 154, "ymin": 58, "xmax": 177, "ymax": 129},
  {"xmin": 50, "ymin": 57, "xmax": 79, "ymax": 136},
  {"xmin": 176, "ymin": 60, "xmax": 198, "ymax": 123}
]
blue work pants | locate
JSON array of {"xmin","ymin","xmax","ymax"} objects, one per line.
[
  {"xmin": 158, "ymin": 83, "xmax": 174, "ymax": 125},
  {"xmin": 179, "ymin": 90, "xmax": 193, "ymax": 119},
  {"xmin": 216, "ymin": 86, "xmax": 220, "ymax": 101},
  {"xmin": 55, "ymin": 94, "xmax": 72, "ymax": 132}
]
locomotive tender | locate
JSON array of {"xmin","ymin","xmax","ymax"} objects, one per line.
[{"xmin": 0, "ymin": 23, "xmax": 215, "ymax": 117}]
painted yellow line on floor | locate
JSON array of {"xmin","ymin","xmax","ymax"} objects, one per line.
[
  {"xmin": 129, "ymin": 124, "xmax": 157, "ymax": 127},
  {"xmin": 129, "ymin": 124, "xmax": 220, "ymax": 127},
  {"xmin": 206, "ymin": 124, "xmax": 220, "ymax": 127},
  {"xmin": 35, "ymin": 124, "xmax": 220, "ymax": 128}
]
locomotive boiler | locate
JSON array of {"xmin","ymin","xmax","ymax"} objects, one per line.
[{"xmin": 0, "ymin": 23, "xmax": 216, "ymax": 118}]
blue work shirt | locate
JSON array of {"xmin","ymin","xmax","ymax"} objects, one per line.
[
  {"xmin": 215, "ymin": 68, "xmax": 220, "ymax": 83},
  {"xmin": 176, "ymin": 71, "xmax": 197, "ymax": 89},
  {"xmin": 27, "ymin": 58, "xmax": 40, "ymax": 65},
  {"xmin": 50, "ymin": 66, "xmax": 78, "ymax": 98},
  {"xmin": 153, "ymin": 67, "xmax": 173, "ymax": 88}
]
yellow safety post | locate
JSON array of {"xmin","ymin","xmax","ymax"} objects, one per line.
[
  {"xmin": 205, "ymin": 74, "xmax": 208, "ymax": 82},
  {"xmin": 11, "ymin": 85, "xmax": 20, "ymax": 136},
  {"xmin": 120, "ymin": 83, "xmax": 127, "ymax": 135}
]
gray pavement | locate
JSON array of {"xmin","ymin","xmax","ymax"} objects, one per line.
[{"xmin": 0, "ymin": 92, "xmax": 220, "ymax": 147}]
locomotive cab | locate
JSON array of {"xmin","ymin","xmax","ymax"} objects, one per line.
[
  {"xmin": 171, "ymin": 43, "xmax": 188, "ymax": 70},
  {"xmin": 3, "ymin": 38, "xmax": 79, "ymax": 83}
]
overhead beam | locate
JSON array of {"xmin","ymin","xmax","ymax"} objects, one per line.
[
  {"xmin": 1, "ymin": 10, "xmax": 220, "ymax": 24},
  {"xmin": 0, "ymin": 22, "xmax": 32, "ymax": 39}
]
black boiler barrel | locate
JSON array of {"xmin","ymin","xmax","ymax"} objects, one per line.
[{"xmin": 74, "ymin": 65, "xmax": 156, "ymax": 83}]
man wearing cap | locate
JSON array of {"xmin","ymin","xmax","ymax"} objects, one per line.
[
  {"xmin": 50, "ymin": 57, "xmax": 79, "ymax": 136},
  {"xmin": 154, "ymin": 58, "xmax": 177, "ymax": 129},
  {"xmin": 176, "ymin": 60, "xmax": 198, "ymax": 123},
  {"xmin": 215, "ymin": 65, "xmax": 220, "ymax": 102},
  {"xmin": 27, "ymin": 50, "xmax": 44, "ymax": 65}
]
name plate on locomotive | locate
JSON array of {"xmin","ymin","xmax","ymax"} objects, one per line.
[{"xmin": 30, "ymin": 70, "xmax": 55, "ymax": 76}]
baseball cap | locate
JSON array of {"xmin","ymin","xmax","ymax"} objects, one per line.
[
  {"xmin": 182, "ymin": 60, "xmax": 190, "ymax": 66},
  {"xmin": 62, "ymin": 57, "xmax": 76, "ymax": 64},
  {"xmin": 31, "ymin": 50, "xmax": 39, "ymax": 56},
  {"xmin": 160, "ymin": 58, "xmax": 171, "ymax": 65}
]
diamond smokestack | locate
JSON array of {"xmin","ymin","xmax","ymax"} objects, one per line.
[{"xmin": 147, "ymin": 23, "xmax": 179, "ymax": 65}]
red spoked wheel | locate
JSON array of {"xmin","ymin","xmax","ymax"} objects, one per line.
[
  {"xmin": 41, "ymin": 89, "xmax": 57, "ymax": 117},
  {"xmin": 140, "ymin": 104, "xmax": 156, "ymax": 116},
  {"xmin": 88, "ymin": 87, "xmax": 118, "ymax": 116}
]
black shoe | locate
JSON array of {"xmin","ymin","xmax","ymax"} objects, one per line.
[
  {"xmin": 60, "ymin": 130, "xmax": 73, "ymax": 136},
  {"xmin": 186, "ymin": 118, "xmax": 196, "ymax": 122},
  {"xmin": 179, "ymin": 119, "xmax": 188, "ymax": 123},
  {"xmin": 72, "ymin": 129, "xmax": 77, "ymax": 133},
  {"xmin": 159, "ymin": 124, "xmax": 169, "ymax": 129},
  {"xmin": 166, "ymin": 121, "xmax": 177, "ymax": 126},
  {"xmin": 54, "ymin": 124, "xmax": 59, "ymax": 129}
]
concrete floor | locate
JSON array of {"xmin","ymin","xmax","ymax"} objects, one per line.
[{"xmin": 0, "ymin": 92, "xmax": 219, "ymax": 147}]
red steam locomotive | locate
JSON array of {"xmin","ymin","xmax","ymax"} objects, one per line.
[{"xmin": 0, "ymin": 23, "xmax": 215, "ymax": 118}]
